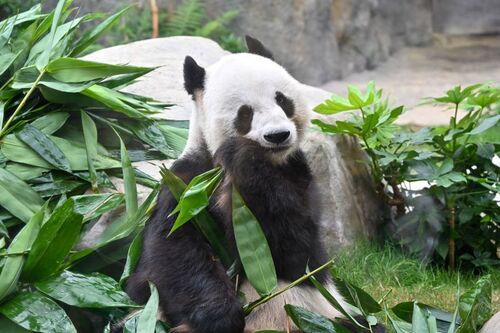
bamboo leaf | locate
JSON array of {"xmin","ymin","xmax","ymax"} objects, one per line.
[
  {"xmin": 457, "ymin": 275, "xmax": 492, "ymax": 333},
  {"xmin": 136, "ymin": 282, "xmax": 159, "ymax": 333},
  {"xmin": 22, "ymin": 199, "xmax": 83, "ymax": 282},
  {"xmin": 232, "ymin": 186, "xmax": 277, "ymax": 296},
  {"xmin": 169, "ymin": 168, "xmax": 223, "ymax": 235},
  {"xmin": 70, "ymin": 6, "xmax": 131, "ymax": 56},
  {"xmin": 0, "ymin": 207, "xmax": 43, "ymax": 301},
  {"xmin": 17, "ymin": 124, "xmax": 72, "ymax": 173},
  {"xmin": 46, "ymin": 57, "xmax": 153, "ymax": 83},
  {"xmin": 31, "ymin": 112, "xmax": 69, "ymax": 135},
  {"xmin": 0, "ymin": 168, "xmax": 44, "ymax": 222},
  {"xmin": 0, "ymin": 291, "xmax": 76, "ymax": 333},
  {"xmin": 35, "ymin": 270, "xmax": 138, "ymax": 308},
  {"xmin": 81, "ymin": 111, "xmax": 98, "ymax": 190},
  {"xmin": 120, "ymin": 230, "xmax": 143, "ymax": 286},
  {"xmin": 2, "ymin": 134, "xmax": 120, "ymax": 171},
  {"xmin": 36, "ymin": 0, "xmax": 68, "ymax": 70},
  {"xmin": 160, "ymin": 167, "xmax": 232, "ymax": 267},
  {"xmin": 284, "ymin": 304, "xmax": 336, "ymax": 333},
  {"xmin": 116, "ymin": 132, "xmax": 138, "ymax": 217}
]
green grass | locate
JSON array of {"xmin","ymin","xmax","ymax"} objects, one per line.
[{"xmin": 331, "ymin": 242, "xmax": 499, "ymax": 313}]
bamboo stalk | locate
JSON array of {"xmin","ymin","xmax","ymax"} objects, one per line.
[
  {"xmin": 448, "ymin": 206, "xmax": 456, "ymax": 270},
  {"xmin": 150, "ymin": 0, "xmax": 159, "ymax": 38}
]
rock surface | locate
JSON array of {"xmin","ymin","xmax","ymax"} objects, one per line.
[
  {"xmin": 433, "ymin": 0, "xmax": 500, "ymax": 35},
  {"xmin": 85, "ymin": 36, "xmax": 386, "ymax": 251},
  {"xmin": 205, "ymin": 0, "xmax": 433, "ymax": 84},
  {"xmin": 480, "ymin": 311, "xmax": 500, "ymax": 333}
]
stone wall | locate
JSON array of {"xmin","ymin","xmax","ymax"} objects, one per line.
[{"xmin": 44, "ymin": 0, "xmax": 498, "ymax": 84}]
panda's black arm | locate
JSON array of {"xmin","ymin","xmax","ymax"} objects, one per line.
[{"xmin": 125, "ymin": 153, "xmax": 245, "ymax": 333}]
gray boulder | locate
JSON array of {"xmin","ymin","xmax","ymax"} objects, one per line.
[{"xmin": 85, "ymin": 36, "xmax": 385, "ymax": 252}]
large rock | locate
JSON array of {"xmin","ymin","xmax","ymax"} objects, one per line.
[
  {"xmin": 480, "ymin": 311, "xmax": 500, "ymax": 333},
  {"xmin": 433, "ymin": 0, "xmax": 500, "ymax": 35},
  {"xmin": 85, "ymin": 36, "xmax": 386, "ymax": 251}
]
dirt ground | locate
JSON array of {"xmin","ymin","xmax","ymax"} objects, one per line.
[{"xmin": 321, "ymin": 35, "xmax": 500, "ymax": 126}]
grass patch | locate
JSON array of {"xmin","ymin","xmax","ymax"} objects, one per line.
[{"xmin": 331, "ymin": 242, "xmax": 499, "ymax": 313}]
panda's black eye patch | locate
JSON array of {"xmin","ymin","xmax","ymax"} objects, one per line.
[
  {"xmin": 234, "ymin": 105, "xmax": 254, "ymax": 135},
  {"xmin": 275, "ymin": 91, "xmax": 294, "ymax": 117}
]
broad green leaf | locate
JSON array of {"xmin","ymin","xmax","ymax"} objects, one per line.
[
  {"xmin": 469, "ymin": 115, "xmax": 500, "ymax": 135},
  {"xmin": 22, "ymin": 199, "xmax": 83, "ymax": 282},
  {"xmin": 81, "ymin": 111, "xmax": 98, "ymax": 190},
  {"xmin": 31, "ymin": 112, "xmax": 69, "ymax": 135},
  {"xmin": 0, "ymin": 168, "xmax": 44, "ymax": 222},
  {"xmin": 120, "ymin": 230, "xmax": 143, "ymax": 285},
  {"xmin": 46, "ymin": 57, "xmax": 153, "ymax": 83},
  {"xmin": 384, "ymin": 307, "xmax": 412, "ymax": 333},
  {"xmin": 362, "ymin": 113, "xmax": 380, "ymax": 134},
  {"xmin": 137, "ymin": 282, "xmax": 159, "ymax": 333},
  {"xmin": 314, "ymin": 95, "xmax": 357, "ymax": 114},
  {"xmin": 0, "ymin": 291, "xmax": 76, "ymax": 333},
  {"xmin": 284, "ymin": 304, "xmax": 336, "ymax": 333},
  {"xmin": 412, "ymin": 303, "xmax": 431, "ymax": 333},
  {"xmin": 35, "ymin": 270, "xmax": 138, "ymax": 308},
  {"xmin": 456, "ymin": 275, "xmax": 492, "ymax": 333},
  {"xmin": 232, "ymin": 186, "xmax": 277, "ymax": 296},
  {"xmin": 348, "ymin": 85, "xmax": 367, "ymax": 108},
  {"xmin": 17, "ymin": 124, "xmax": 72, "ymax": 173},
  {"xmin": 334, "ymin": 278, "xmax": 382, "ymax": 315},
  {"xmin": 0, "ymin": 315, "xmax": 30, "ymax": 333},
  {"xmin": 169, "ymin": 168, "xmax": 223, "ymax": 235},
  {"xmin": 0, "ymin": 208, "xmax": 43, "ymax": 301},
  {"xmin": 160, "ymin": 167, "xmax": 232, "ymax": 267},
  {"xmin": 70, "ymin": 6, "xmax": 131, "ymax": 56},
  {"xmin": 2, "ymin": 134, "xmax": 120, "ymax": 170},
  {"xmin": 126, "ymin": 120, "xmax": 178, "ymax": 158},
  {"xmin": 0, "ymin": 50, "xmax": 21, "ymax": 77},
  {"xmin": 72, "ymin": 193, "xmax": 125, "ymax": 222}
]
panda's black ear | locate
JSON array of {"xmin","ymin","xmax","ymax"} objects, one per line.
[
  {"xmin": 245, "ymin": 35, "xmax": 274, "ymax": 60},
  {"xmin": 183, "ymin": 56, "xmax": 206, "ymax": 95}
]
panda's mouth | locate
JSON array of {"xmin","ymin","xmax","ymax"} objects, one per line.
[{"xmin": 265, "ymin": 144, "xmax": 292, "ymax": 153}]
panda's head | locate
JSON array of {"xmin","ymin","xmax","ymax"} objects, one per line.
[{"xmin": 183, "ymin": 36, "xmax": 309, "ymax": 163}]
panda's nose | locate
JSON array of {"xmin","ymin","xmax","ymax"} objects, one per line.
[{"xmin": 264, "ymin": 131, "xmax": 290, "ymax": 144}]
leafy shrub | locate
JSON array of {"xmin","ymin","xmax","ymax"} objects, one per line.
[
  {"xmin": 313, "ymin": 83, "xmax": 499, "ymax": 270},
  {"xmin": 0, "ymin": 1, "xmax": 187, "ymax": 331}
]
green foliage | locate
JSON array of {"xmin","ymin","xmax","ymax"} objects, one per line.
[
  {"xmin": 0, "ymin": 2, "xmax": 187, "ymax": 331},
  {"xmin": 314, "ymin": 82, "xmax": 500, "ymax": 270},
  {"xmin": 102, "ymin": 0, "xmax": 245, "ymax": 53}
]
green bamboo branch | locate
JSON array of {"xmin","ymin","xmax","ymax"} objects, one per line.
[
  {"xmin": 244, "ymin": 259, "xmax": 334, "ymax": 315},
  {"xmin": 0, "ymin": 69, "xmax": 45, "ymax": 138}
]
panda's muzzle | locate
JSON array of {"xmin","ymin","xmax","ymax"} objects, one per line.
[{"xmin": 264, "ymin": 130, "xmax": 290, "ymax": 144}]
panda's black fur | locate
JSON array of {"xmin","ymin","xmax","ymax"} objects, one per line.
[{"xmin": 124, "ymin": 37, "xmax": 384, "ymax": 333}]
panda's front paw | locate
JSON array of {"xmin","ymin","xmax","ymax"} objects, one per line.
[{"xmin": 188, "ymin": 302, "xmax": 245, "ymax": 333}]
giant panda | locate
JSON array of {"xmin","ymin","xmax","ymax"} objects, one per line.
[{"xmin": 125, "ymin": 36, "xmax": 382, "ymax": 333}]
